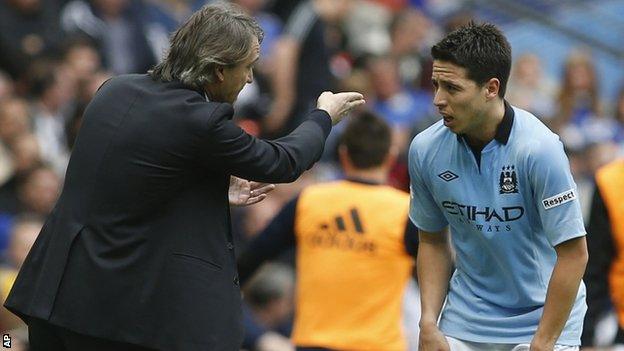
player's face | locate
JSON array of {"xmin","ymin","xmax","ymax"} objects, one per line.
[
  {"xmin": 218, "ymin": 36, "xmax": 259, "ymax": 104},
  {"xmin": 431, "ymin": 60, "xmax": 490, "ymax": 136}
]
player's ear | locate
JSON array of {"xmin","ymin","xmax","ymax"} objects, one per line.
[{"xmin": 484, "ymin": 78, "xmax": 500, "ymax": 100}]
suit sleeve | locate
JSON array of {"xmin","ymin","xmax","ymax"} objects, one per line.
[
  {"xmin": 237, "ymin": 196, "xmax": 298, "ymax": 285},
  {"xmin": 201, "ymin": 104, "xmax": 332, "ymax": 183}
]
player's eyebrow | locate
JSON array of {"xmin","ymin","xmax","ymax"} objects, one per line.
[{"xmin": 433, "ymin": 77, "xmax": 463, "ymax": 88}]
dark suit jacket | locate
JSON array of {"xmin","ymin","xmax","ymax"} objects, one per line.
[{"xmin": 4, "ymin": 74, "xmax": 332, "ymax": 351}]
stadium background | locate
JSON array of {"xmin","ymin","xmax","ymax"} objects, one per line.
[{"xmin": 0, "ymin": 0, "xmax": 622, "ymax": 350}]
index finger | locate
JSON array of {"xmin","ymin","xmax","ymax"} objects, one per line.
[
  {"xmin": 249, "ymin": 182, "xmax": 272, "ymax": 189},
  {"xmin": 335, "ymin": 92, "xmax": 364, "ymax": 101}
]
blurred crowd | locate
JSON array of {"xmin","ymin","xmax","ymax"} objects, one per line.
[{"xmin": 0, "ymin": 0, "xmax": 623, "ymax": 350}]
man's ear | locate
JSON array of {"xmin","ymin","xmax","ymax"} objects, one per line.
[
  {"xmin": 215, "ymin": 66, "xmax": 225, "ymax": 82},
  {"xmin": 485, "ymin": 78, "xmax": 500, "ymax": 100}
]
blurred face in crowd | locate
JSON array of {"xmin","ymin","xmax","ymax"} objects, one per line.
[
  {"xmin": 9, "ymin": 220, "xmax": 42, "ymax": 269},
  {"xmin": 513, "ymin": 54, "xmax": 542, "ymax": 87},
  {"xmin": 368, "ymin": 57, "xmax": 401, "ymax": 100},
  {"xmin": 0, "ymin": 73, "xmax": 13, "ymax": 100},
  {"xmin": 213, "ymin": 36, "xmax": 259, "ymax": 104},
  {"xmin": 432, "ymin": 60, "xmax": 496, "ymax": 136},
  {"xmin": 0, "ymin": 99, "xmax": 30, "ymax": 143},
  {"xmin": 94, "ymin": 0, "xmax": 128, "ymax": 18},
  {"xmin": 565, "ymin": 54, "xmax": 595, "ymax": 92},
  {"xmin": 66, "ymin": 45, "xmax": 101, "ymax": 79},
  {"xmin": 19, "ymin": 168, "xmax": 60, "ymax": 215},
  {"xmin": 8, "ymin": 0, "xmax": 40, "ymax": 13},
  {"xmin": 11, "ymin": 134, "xmax": 41, "ymax": 174},
  {"xmin": 392, "ymin": 10, "xmax": 430, "ymax": 55}
]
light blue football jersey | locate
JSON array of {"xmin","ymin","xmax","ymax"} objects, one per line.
[{"xmin": 408, "ymin": 103, "xmax": 586, "ymax": 345}]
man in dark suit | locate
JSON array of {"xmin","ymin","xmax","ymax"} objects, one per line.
[{"xmin": 4, "ymin": 3, "xmax": 364, "ymax": 351}]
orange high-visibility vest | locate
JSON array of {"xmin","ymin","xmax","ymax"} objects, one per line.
[
  {"xmin": 292, "ymin": 180, "xmax": 414, "ymax": 351},
  {"xmin": 595, "ymin": 159, "xmax": 624, "ymax": 325}
]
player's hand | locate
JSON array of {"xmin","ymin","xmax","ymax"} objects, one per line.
[
  {"xmin": 418, "ymin": 323, "xmax": 450, "ymax": 351},
  {"xmin": 228, "ymin": 176, "xmax": 275, "ymax": 206},
  {"xmin": 528, "ymin": 339, "xmax": 555, "ymax": 351},
  {"xmin": 316, "ymin": 91, "xmax": 365, "ymax": 125}
]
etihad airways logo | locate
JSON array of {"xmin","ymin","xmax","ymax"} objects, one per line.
[{"xmin": 441, "ymin": 201, "xmax": 524, "ymax": 222}]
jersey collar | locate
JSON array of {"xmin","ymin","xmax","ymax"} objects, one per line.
[{"xmin": 494, "ymin": 101, "xmax": 515, "ymax": 145}]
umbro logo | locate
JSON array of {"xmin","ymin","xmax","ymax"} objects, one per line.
[{"xmin": 438, "ymin": 170, "xmax": 459, "ymax": 182}]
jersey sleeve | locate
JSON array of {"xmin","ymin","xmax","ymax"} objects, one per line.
[
  {"xmin": 527, "ymin": 137, "xmax": 586, "ymax": 246},
  {"xmin": 408, "ymin": 138, "xmax": 448, "ymax": 232}
]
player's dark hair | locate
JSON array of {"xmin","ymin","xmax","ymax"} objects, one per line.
[
  {"xmin": 431, "ymin": 22, "xmax": 511, "ymax": 97},
  {"xmin": 340, "ymin": 111, "xmax": 391, "ymax": 169}
]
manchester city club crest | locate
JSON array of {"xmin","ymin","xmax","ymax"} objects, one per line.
[{"xmin": 499, "ymin": 165, "xmax": 518, "ymax": 194}]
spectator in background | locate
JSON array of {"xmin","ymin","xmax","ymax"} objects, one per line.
[
  {"xmin": 233, "ymin": 0, "xmax": 283, "ymax": 128},
  {"xmin": 582, "ymin": 158, "xmax": 624, "ymax": 349},
  {"xmin": 389, "ymin": 7, "xmax": 435, "ymax": 91},
  {"xmin": 555, "ymin": 50, "xmax": 602, "ymax": 128},
  {"xmin": 66, "ymin": 71, "xmax": 112, "ymax": 149},
  {"xmin": 0, "ymin": 135, "xmax": 42, "ymax": 217},
  {"xmin": 62, "ymin": 37, "xmax": 102, "ymax": 80},
  {"xmin": 25, "ymin": 59, "xmax": 75, "ymax": 176},
  {"xmin": 0, "ymin": 0, "xmax": 64, "ymax": 80},
  {"xmin": 612, "ymin": 85, "xmax": 624, "ymax": 147},
  {"xmin": 367, "ymin": 55, "xmax": 435, "ymax": 152},
  {"xmin": 0, "ymin": 98, "xmax": 31, "ymax": 186},
  {"xmin": 61, "ymin": 0, "xmax": 157, "ymax": 74},
  {"xmin": 554, "ymin": 50, "xmax": 614, "ymax": 153},
  {"xmin": 0, "ymin": 71, "xmax": 14, "ymax": 101},
  {"xmin": 16, "ymin": 165, "xmax": 60, "ymax": 217},
  {"xmin": 506, "ymin": 53, "xmax": 557, "ymax": 120},
  {"xmin": 142, "ymin": 0, "xmax": 206, "ymax": 62},
  {"xmin": 238, "ymin": 111, "xmax": 418, "ymax": 351},
  {"xmin": 242, "ymin": 263, "xmax": 295, "ymax": 351},
  {"xmin": 264, "ymin": 0, "xmax": 352, "ymax": 136}
]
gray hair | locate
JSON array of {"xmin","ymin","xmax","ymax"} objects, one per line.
[{"xmin": 149, "ymin": 2, "xmax": 264, "ymax": 90}]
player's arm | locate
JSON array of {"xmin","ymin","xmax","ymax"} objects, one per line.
[
  {"xmin": 417, "ymin": 228, "xmax": 453, "ymax": 351},
  {"xmin": 531, "ymin": 236, "xmax": 588, "ymax": 351},
  {"xmin": 527, "ymin": 136, "xmax": 588, "ymax": 350},
  {"xmin": 407, "ymin": 136, "xmax": 452, "ymax": 350}
]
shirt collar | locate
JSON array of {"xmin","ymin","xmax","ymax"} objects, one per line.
[
  {"xmin": 494, "ymin": 101, "xmax": 514, "ymax": 145},
  {"xmin": 345, "ymin": 176, "xmax": 383, "ymax": 186},
  {"xmin": 456, "ymin": 100, "xmax": 515, "ymax": 145}
]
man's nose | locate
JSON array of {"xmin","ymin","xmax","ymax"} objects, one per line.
[{"xmin": 433, "ymin": 90, "xmax": 446, "ymax": 108}]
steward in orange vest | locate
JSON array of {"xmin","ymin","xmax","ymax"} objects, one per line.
[{"xmin": 238, "ymin": 111, "xmax": 418, "ymax": 351}]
